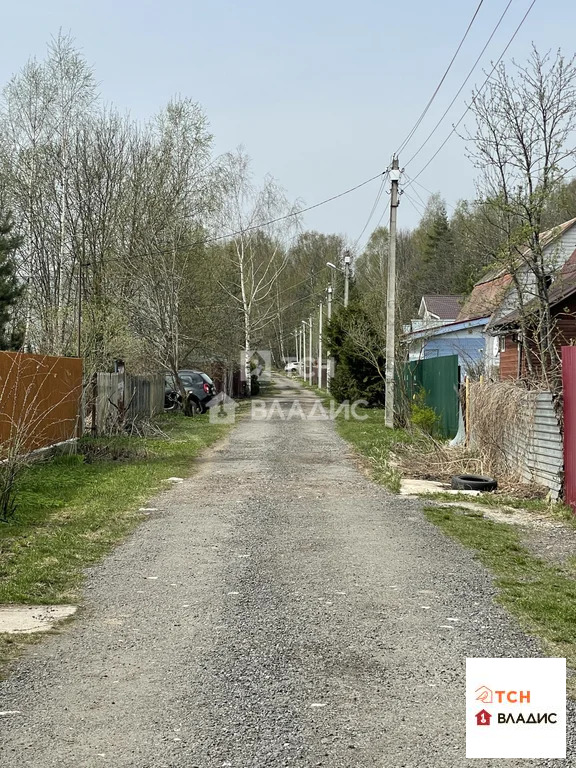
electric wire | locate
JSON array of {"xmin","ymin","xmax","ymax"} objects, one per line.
[
  {"xmin": 403, "ymin": 0, "xmax": 514, "ymax": 168},
  {"xmin": 352, "ymin": 169, "xmax": 390, "ymax": 250},
  {"xmin": 404, "ymin": 0, "xmax": 538, "ymax": 190},
  {"xmin": 395, "ymin": 0, "xmax": 485, "ymax": 156}
]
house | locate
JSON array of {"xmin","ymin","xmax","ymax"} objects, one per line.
[
  {"xmin": 404, "ymin": 316, "xmax": 487, "ymax": 375},
  {"xmin": 403, "ymin": 294, "xmax": 484, "ymax": 374},
  {"xmin": 406, "ymin": 294, "xmax": 464, "ymax": 334},
  {"xmin": 457, "ymin": 217, "xmax": 576, "ymax": 378}
]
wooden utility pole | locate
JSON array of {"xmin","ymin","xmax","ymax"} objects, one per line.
[{"xmin": 385, "ymin": 157, "xmax": 400, "ymax": 429}]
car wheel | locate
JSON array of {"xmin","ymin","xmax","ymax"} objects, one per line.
[{"xmin": 451, "ymin": 474, "xmax": 498, "ymax": 492}]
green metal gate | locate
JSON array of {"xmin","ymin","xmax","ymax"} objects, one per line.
[{"xmin": 403, "ymin": 355, "xmax": 459, "ymax": 439}]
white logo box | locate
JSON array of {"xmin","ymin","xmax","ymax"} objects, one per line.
[{"xmin": 466, "ymin": 657, "xmax": 566, "ymax": 759}]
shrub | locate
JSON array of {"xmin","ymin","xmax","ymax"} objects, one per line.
[{"xmin": 410, "ymin": 388, "xmax": 439, "ymax": 435}]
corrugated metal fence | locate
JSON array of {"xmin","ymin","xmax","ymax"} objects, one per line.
[
  {"xmin": 403, "ymin": 355, "xmax": 460, "ymax": 439},
  {"xmin": 93, "ymin": 373, "xmax": 164, "ymax": 434},
  {"xmin": 470, "ymin": 385, "xmax": 563, "ymax": 498},
  {"xmin": 0, "ymin": 352, "xmax": 82, "ymax": 455}
]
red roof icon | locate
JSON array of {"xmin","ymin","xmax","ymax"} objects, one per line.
[{"xmin": 475, "ymin": 709, "xmax": 492, "ymax": 726}]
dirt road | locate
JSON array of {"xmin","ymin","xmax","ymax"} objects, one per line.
[{"xmin": 0, "ymin": 376, "xmax": 572, "ymax": 766}]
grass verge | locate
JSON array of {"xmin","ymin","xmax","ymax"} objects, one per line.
[
  {"xmin": 425, "ymin": 505, "xmax": 576, "ymax": 689},
  {"xmin": 0, "ymin": 412, "xmax": 233, "ymax": 669}
]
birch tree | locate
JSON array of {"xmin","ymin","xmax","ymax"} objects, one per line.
[{"xmin": 220, "ymin": 150, "xmax": 299, "ymax": 393}]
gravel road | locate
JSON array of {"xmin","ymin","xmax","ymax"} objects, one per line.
[{"xmin": 0, "ymin": 376, "xmax": 573, "ymax": 767}]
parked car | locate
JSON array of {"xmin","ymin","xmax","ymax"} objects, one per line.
[
  {"xmin": 164, "ymin": 370, "xmax": 216, "ymax": 413},
  {"xmin": 284, "ymin": 362, "xmax": 300, "ymax": 373}
]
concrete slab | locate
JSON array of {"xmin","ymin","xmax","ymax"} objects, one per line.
[
  {"xmin": 0, "ymin": 604, "xmax": 77, "ymax": 634},
  {"xmin": 399, "ymin": 478, "xmax": 448, "ymax": 495},
  {"xmin": 400, "ymin": 477, "xmax": 482, "ymax": 496}
]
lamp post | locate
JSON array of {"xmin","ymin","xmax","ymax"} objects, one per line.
[
  {"xmin": 326, "ymin": 285, "xmax": 333, "ymax": 391},
  {"xmin": 301, "ymin": 319, "xmax": 307, "ymax": 382},
  {"xmin": 326, "ymin": 253, "xmax": 351, "ymax": 308}
]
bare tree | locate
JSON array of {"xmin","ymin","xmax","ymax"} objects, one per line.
[
  {"xmin": 465, "ymin": 47, "xmax": 576, "ymax": 389},
  {"xmin": 219, "ymin": 150, "xmax": 300, "ymax": 393}
]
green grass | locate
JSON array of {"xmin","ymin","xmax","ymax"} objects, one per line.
[
  {"xmin": 425, "ymin": 505, "xmax": 576, "ymax": 680},
  {"xmin": 0, "ymin": 413, "xmax": 232, "ymax": 607},
  {"xmin": 334, "ymin": 407, "xmax": 413, "ymax": 492}
]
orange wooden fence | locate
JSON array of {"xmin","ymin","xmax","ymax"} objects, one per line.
[{"xmin": 0, "ymin": 352, "xmax": 82, "ymax": 455}]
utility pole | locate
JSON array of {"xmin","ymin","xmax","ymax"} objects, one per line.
[
  {"xmin": 302, "ymin": 320, "xmax": 307, "ymax": 381},
  {"xmin": 326, "ymin": 285, "xmax": 333, "ymax": 391},
  {"xmin": 295, "ymin": 328, "xmax": 299, "ymax": 368},
  {"xmin": 309, "ymin": 314, "xmax": 313, "ymax": 385},
  {"xmin": 318, "ymin": 302, "xmax": 323, "ymax": 389},
  {"xmin": 385, "ymin": 156, "xmax": 400, "ymax": 429},
  {"xmin": 344, "ymin": 252, "xmax": 351, "ymax": 308}
]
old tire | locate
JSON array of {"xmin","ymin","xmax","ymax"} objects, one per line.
[{"xmin": 451, "ymin": 474, "xmax": 498, "ymax": 492}]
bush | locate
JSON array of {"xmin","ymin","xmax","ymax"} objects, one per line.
[{"xmin": 410, "ymin": 389, "xmax": 439, "ymax": 435}]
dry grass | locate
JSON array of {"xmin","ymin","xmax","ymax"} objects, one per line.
[{"xmin": 393, "ymin": 425, "xmax": 548, "ymax": 498}]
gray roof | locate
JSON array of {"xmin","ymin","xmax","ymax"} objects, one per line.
[{"xmin": 421, "ymin": 295, "xmax": 464, "ymax": 320}]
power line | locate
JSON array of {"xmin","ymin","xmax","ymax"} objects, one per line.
[
  {"xmin": 402, "ymin": 190, "xmax": 427, "ymax": 217},
  {"xmin": 352, "ymin": 169, "xmax": 390, "ymax": 250},
  {"xmin": 404, "ymin": 0, "xmax": 538, "ymax": 189},
  {"xmin": 126, "ymin": 171, "xmax": 387, "ymax": 265},
  {"xmin": 404, "ymin": 0, "xmax": 514, "ymax": 168},
  {"xmin": 395, "ymin": 0, "xmax": 485, "ymax": 156}
]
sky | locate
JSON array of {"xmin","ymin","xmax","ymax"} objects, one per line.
[{"xmin": 1, "ymin": 0, "xmax": 574, "ymax": 250}]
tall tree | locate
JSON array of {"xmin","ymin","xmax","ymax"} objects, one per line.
[{"xmin": 0, "ymin": 213, "xmax": 23, "ymax": 349}]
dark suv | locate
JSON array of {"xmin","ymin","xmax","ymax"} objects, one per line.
[{"xmin": 164, "ymin": 370, "xmax": 216, "ymax": 413}]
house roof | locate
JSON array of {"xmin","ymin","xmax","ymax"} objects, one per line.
[
  {"xmin": 457, "ymin": 217, "xmax": 576, "ymax": 323},
  {"xmin": 420, "ymin": 295, "xmax": 464, "ymax": 320},
  {"xmin": 491, "ymin": 246, "xmax": 576, "ymax": 332},
  {"xmin": 457, "ymin": 273, "xmax": 513, "ymax": 322},
  {"xmin": 403, "ymin": 316, "xmax": 489, "ymax": 341}
]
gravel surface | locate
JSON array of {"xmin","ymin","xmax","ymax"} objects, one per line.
[{"xmin": 0, "ymin": 376, "xmax": 573, "ymax": 767}]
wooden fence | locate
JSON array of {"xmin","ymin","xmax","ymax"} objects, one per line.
[
  {"xmin": 0, "ymin": 352, "xmax": 82, "ymax": 455},
  {"xmin": 92, "ymin": 372, "xmax": 164, "ymax": 434}
]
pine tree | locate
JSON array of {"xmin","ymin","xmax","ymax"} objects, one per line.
[{"xmin": 0, "ymin": 213, "xmax": 23, "ymax": 350}]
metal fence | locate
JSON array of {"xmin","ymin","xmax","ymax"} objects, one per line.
[
  {"xmin": 403, "ymin": 355, "xmax": 460, "ymax": 439},
  {"xmin": 469, "ymin": 383, "xmax": 563, "ymax": 499},
  {"xmin": 0, "ymin": 352, "xmax": 82, "ymax": 455}
]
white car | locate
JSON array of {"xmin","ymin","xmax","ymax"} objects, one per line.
[{"xmin": 284, "ymin": 362, "xmax": 300, "ymax": 373}]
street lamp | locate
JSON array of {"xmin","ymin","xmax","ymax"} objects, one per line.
[{"xmin": 326, "ymin": 253, "xmax": 351, "ymax": 307}]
